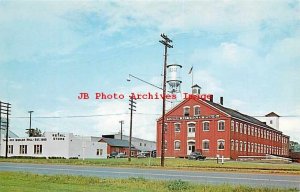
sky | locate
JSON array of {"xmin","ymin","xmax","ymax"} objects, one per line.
[{"xmin": 0, "ymin": 0, "xmax": 300, "ymax": 142}]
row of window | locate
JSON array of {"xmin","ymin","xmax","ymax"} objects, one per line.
[
  {"xmin": 168, "ymin": 139, "xmax": 226, "ymax": 150},
  {"xmin": 9, "ymin": 145, "xmax": 105, "ymax": 156},
  {"xmin": 231, "ymin": 120, "xmax": 288, "ymax": 143},
  {"xmin": 230, "ymin": 140, "xmax": 288, "ymax": 155},
  {"xmin": 166, "ymin": 121, "xmax": 226, "ymax": 133},
  {"xmin": 183, "ymin": 106, "xmax": 200, "ymax": 116},
  {"xmin": 9, "ymin": 145, "xmax": 43, "ymax": 155}
]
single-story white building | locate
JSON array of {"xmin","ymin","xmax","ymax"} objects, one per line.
[{"xmin": 0, "ymin": 132, "xmax": 107, "ymax": 159}]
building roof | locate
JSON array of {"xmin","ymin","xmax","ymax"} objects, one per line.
[
  {"xmin": 265, "ymin": 112, "xmax": 280, "ymax": 117},
  {"xmin": 99, "ymin": 137, "xmax": 135, "ymax": 148},
  {"xmin": 205, "ymin": 100, "xmax": 279, "ymax": 130}
]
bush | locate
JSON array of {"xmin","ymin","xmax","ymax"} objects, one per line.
[
  {"xmin": 48, "ymin": 157, "xmax": 66, "ymax": 159},
  {"xmin": 167, "ymin": 180, "xmax": 190, "ymax": 191}
]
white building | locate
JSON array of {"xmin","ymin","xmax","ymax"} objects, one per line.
[
  {"xmin": 257, "ymin": 112, "xmax": 280, "ymax": 130},
  {"xmin": 0, "ymin": 132, "xmax": 107, "ymax": 159},
  {"xmin": 102, "ymin": 133, "xmax": 156, "ymax": 152}
]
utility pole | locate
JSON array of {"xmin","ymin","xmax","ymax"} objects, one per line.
[
  {"xmin": 119, "ymin": 120, "xmax": 124, "ymax": 140},
  {"xmin": 128, "ymin": 97, "xmax": 136, "ymax": 162},
  {"xmin": 27, "ymin": 111, "xmax": 34, "ymax": 137},
  {"xmin": 159, "ymin": 33, "xmax": 173, "ymax": 167},
  {"xmin": 0, "ymin": 101, "xmax": 11, "ymax": 158}
]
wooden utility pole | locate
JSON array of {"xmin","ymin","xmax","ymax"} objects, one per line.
[
  {"xmin": 128, "ymin": 97, "xmax": 136, "ymax": 162},
  {"xmin": 159, "ymin": 33, "xmax": 173, "ymax": 167}
]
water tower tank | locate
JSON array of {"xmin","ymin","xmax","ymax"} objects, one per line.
[{"xmin": 167, "ymin": 64, "xmax": 182, "ymax": 93}]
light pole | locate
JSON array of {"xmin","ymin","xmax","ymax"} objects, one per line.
[
  {"xmin": 159, "ymin": 33, "xmax": 173, "ymax": 167},
  {"xmin": 27, "ymin": 111, "xmax": 34, "ymax": 137},
  {"xmin": 119, "ymin": 120, "xmax": 124, "ymax": 140}
]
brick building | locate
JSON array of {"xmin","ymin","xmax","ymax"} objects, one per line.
[{"xmin": 156, "ymin": 90, "xmax": 289, "ymax": 159}]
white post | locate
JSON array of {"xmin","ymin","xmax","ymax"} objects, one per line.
[{"xmin": 221, "ymin": 155, "xmax": 224, "ymax": 164}]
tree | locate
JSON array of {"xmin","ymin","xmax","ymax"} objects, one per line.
[{"xmin": 26, "ymin": 128, "xmax": 42, "ymax": 137}]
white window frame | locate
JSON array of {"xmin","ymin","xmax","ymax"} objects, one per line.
[
  {"xmin": 202, "ymin": 139, "xmax": 210, "ymax": 150},
  {"xmin": 183, "ymin": 106, "xmax": 190, "ymax": 116},
  {"xmin": 193, "ymin": 105, "xmax": 200, "ymax": 116},
  {"xmin": 202, "ymin": 121, "xmax": 210, "ymax": 131},
  {"xmin": 217, "ymin": 139, "xmax": 225, "ymax": 150},
  {"xmin": 218, "ymin": 120, "xmax": 225, "ymax": 131},
  {"xmin": 174, "ymin": 140, "xmax": 181, "ymax": 150},
  {"xmin": 174, "ymin": 123, "xmax": 181, "ymax": 132}
]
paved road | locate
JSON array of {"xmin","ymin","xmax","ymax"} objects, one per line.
[{"xmin": 0, "ymin": 162, "xmax": 299, "ymax": 189}]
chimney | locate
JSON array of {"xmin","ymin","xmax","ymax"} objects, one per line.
[
  {"xmin": 220, "ymin": 97, "xmax": 223, "ymax": 105},
  {"xmin": 209, "ymin": 95, "xmax": 214, "ymax": 102}
]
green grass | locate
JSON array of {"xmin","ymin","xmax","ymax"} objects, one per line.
[
  {"xmin": 0, "ymin": 158, "xmax": 299, "ymax": 175},
  {"xmin": 0, "ymin": 171, "xmax": 297, "ymax": 192}
]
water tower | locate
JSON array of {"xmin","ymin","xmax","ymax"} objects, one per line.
[{"xmin": 167, "ymin": 64, "xmax": 182, "ymax": 94}]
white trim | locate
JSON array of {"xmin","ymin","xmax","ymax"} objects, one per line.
[
  {"xmin": 187, "ymin": 121, "xmax": 196, "ymax": 125},
  {"xmin": 174, "ymin": 140, "xmax": 181, "ymax": 150},
  {"xmin": 202, "ymin": 121, "xmax": 210, "ymax": 131},
  {"xmin": 202, "ymin": 139, "xmax": 210, "ymax": 150},
  {"xmin": 217, "ymin": 139, "xmax": 225, "ymax": 150},
  {"xmin": 217, "ymin": 120, "xmax": 225, "ymax": 131}
]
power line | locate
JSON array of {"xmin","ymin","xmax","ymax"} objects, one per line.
[{"xmin": 10, "ymin": 112, "xmax": 160, "ymax": 119}]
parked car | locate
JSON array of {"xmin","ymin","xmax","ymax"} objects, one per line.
[
  {"xmin": 115, "ymin": 152, "xmax": 128, "ymax": 158},
  {"xmin": 137, "ymin": 154, "xmax": 147, "ymax": 158},
  {"xmin": 188, "ymin": 152, "xmax": 206, "ymax": 160},
  {"xmin": 108, "ymin": 152, "xmax": 119, "ymax": 158}
]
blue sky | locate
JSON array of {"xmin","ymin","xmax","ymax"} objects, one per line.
[{"xmin": 0, "ymin": 0, "xmax": 299, "ymax": 142}]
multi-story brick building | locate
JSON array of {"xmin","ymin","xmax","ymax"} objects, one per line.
[{"xmin": 156, "ymin": 88, "xmax": 289, "ymax": 159}]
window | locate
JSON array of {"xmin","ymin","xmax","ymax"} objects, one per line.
[
  {"xmin": 255, "ymin": 128, "xmax": 257, "ymax": 137},
  {"xmin": 235, "ymin": 122, "xmax": 239, "ymax": 132},
  {"xmin": 217, "ymin": 140, "xmax": 225, "ymax": 150},
  {"xmin": 270, "ymin": 120, "xmax": 273, "ymax": 124},
  {"xmin": 248, "ymin": 126, "xmax": 250, "ymax": 135},
  {"xmin": 218, "ymin": 120, "xmax": 225, "ymax": 131},
  {"xmin": 144, "ymin": 143, "xmax": 146, "ymax": 147},
  {"xmin": 164, "ymin": 141, "xmax": 167, "ymax": 150},
  {"xmin": 8, "ymin": 145, "xmax": 13, "ymax": 154},
  {"xmin": 194, "ymin": 106, "xmax": 200, "ymax": 116},
  {"xmin": 248, "ymin": 142, "xmax": 250, "ymax": 152},
  {"xmin": 235, "ymin": 140, "xmax": 239, "ymax": 151},
  {"xmin": 251, "ymin": 143, "xmax": 254, "ymax": 153},
  {"xmin": 34, "ymin": 145, "xmax": 42, "ymax": 154},
  {"xmin": 240, "ymin": 123, "xmax": 243, "ymax": 133},
  {"xmin": 174, "ymin": 123, "xmax": 181, "ymax": 132},
  {"xmin": 244, "ymin": 142, "xmax": 247, "ymax": 152},
  {"xmin": 202, "ymin": 140, "xmax": 210, "ymax": 150},
  {"xmin": 258, "ymin": 128, "xmax": 260, "ymax": 138},
  {"xmin": 174, "ymin": 141, "xmax": 181, "ymax": 150},
  {"xmin": 183, "ymin": 107, "xmax": 190, "ymax": 116},
  {"xmin": 231, "ymin": 121, "xmax": 234, "ymax": 131},
  {"xmin": 240, "ymin": 141, "xmax": 243, "ymax": 152},
  {"xmin": 203, "ymin": 121, "xmax": 210, "ymax": 131},
  {"xmin": 251, "ymin": 127, "xmax": 254, "ymax": 136},
  {"xmin": 231, "ymin": 140, "xmax": 234, "ymax": 150},
  {"xmin": 96, "ymin": 149, "xmax": 103, "ymax": 156},
  {"xmin": 164, "ymin": 124, "xmax": 168, "ymax": 132},
  {"xmin": 187, "ymin": 123, "xmax": 196, "ymax": 137},
  {"xmin": 19, "ymin": 145, "xmax": 27, "ymax": 154},
  {"xmin": 244, "ymin": 124, "xmax": 247, "ymax": 135}
]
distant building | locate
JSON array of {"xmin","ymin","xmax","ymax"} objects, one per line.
[
  {"xmin": 99, "ymin": 137, "xmax": 138, "ymax": 157},
  {"xmin": 156, "ymin": 86, "xmax": 290, "ymax": 159},
  {"xmin": 102, "ymin": 133, "xmax": 156, "ymax": 152},
  {"xmin": 0, "ymin": 132, "xmax": 107, "ymax": 159},
  {"xmin": 256, "ymin": 112, "xmax": 280, "ymax": 130}
]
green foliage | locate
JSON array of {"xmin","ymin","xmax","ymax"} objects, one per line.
[{"xmin": 167, "ymin": 180, "xmax": 190, "ymax": 191}]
